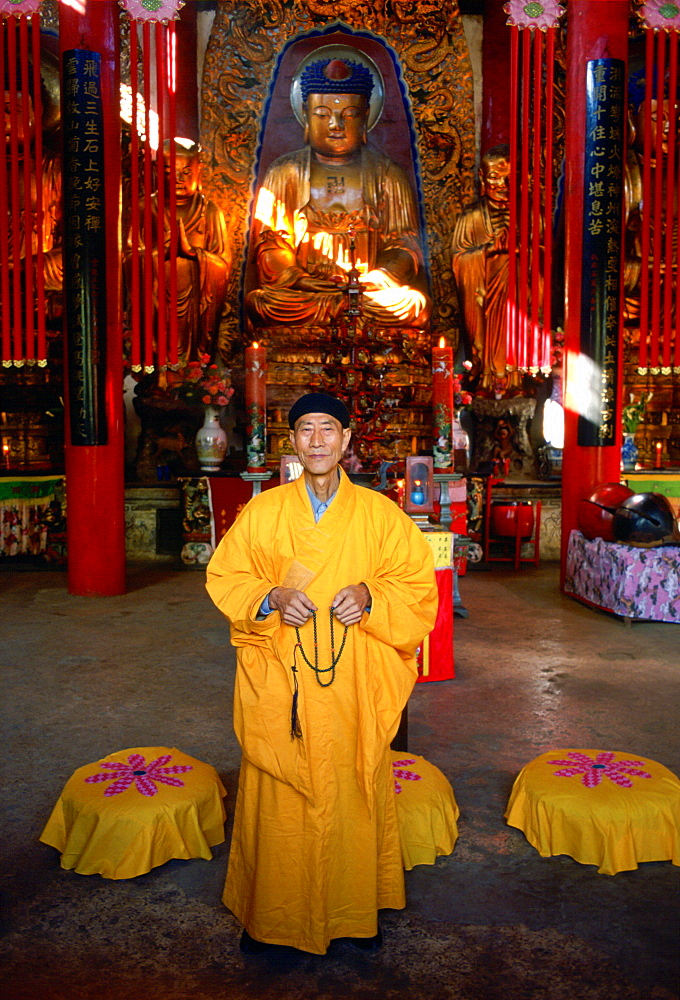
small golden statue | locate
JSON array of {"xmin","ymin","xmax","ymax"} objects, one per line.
[
  {"xmin": 245, "ymin": 49, "xmax": 431, "ymax": 330},
  {"xmin": 451, "ymin": 144, "xmax": 517, "ymax": 394},
  {"xmin": 127, "ymin": 141, "xmax": 231, "ymax": 362}
]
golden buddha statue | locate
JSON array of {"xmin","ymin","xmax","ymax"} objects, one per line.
[
  {"xmin": 451, "ymin": 144, "xmax": 516, "ymax": 393},
  {"xmin": 4, "ymin": 52, "xmax": 63, "ymax": 299},
  {"xmin": 245, "ymin": 54, "xmax": 431, "ymax": 330},
  {"xmin": 128, "ymin": 141, "xmax": 231, "ymax": 362}
]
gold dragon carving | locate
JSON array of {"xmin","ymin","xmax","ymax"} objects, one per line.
[{"xmin": 200, "ymin": 0, "xmax": 476, "ymax": 361}]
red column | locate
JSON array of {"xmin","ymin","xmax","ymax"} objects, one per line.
[
  {"xmin": 60, "ymin": 1, "xmax": 125, "ymax": 596},
  {"xmin": 560, "ymin": 1, "xmax": 629, "ymax": 586}
]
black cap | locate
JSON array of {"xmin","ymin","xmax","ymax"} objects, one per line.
[{"xmin": 288, "ymin": 392, "xmax": 350, "ymax": 429}]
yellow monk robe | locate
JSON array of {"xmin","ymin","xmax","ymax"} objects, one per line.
[{"xmin": 206, "ymin": 470, "xmax": 438, "ymax": 954}]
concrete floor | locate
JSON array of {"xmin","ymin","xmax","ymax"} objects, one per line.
[{"xmin": 0, "ymin": 562, "xmax": 678, "ymax": 1000}]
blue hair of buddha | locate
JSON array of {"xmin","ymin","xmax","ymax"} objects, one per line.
[{"xmin": 300, "ymin": 59, "xmax": 374, "ymax": 104}]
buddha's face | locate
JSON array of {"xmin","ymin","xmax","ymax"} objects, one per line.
[
  {"xmin": 634, "ymin": 98, "xmax": 677, "ymax": 157},
  {"xmin": 480, "ymin": 157, "xmax": 510, "ymax": 206},
  {"xmin": 164, "ymin": 152, "xmax": 201, "ymax": 203},
  {"xmin": 304, "ymin": 92, "xmax": 368, "ymax": 162},
  {"xmin": 5, "ymin": 91, "xmax": 34, "ymax": 147}
]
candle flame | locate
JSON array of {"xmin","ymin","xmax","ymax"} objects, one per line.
[
  {"xmin": 438, "ymin": 337, "xmax": 445, "ymax": 348},
  {"xmin": 415, "ymin": 479, "xmax": 421, "ymax": 486},
  {"xmin": 252, "ymin": 342, "xmax": 259, "ymax": 349}
]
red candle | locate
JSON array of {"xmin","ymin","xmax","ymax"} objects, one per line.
[
  {"xmin": 432, "ymin": 337, "xmax": 453, "ymax": 470},
  {"xmin": 655, "ymin": 440, "xmax": 663, "ymax": 468},
  {"xmin": 245, "ymin": 341, "xmax": 267, "ymax": 471}
]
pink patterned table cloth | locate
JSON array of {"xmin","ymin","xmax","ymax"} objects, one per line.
[{"xmin": 565, "ymin": 530, "xmax": 680, "ymax": 623}]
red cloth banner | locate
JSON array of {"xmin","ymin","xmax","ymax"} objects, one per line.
[
  {"xmin": 416, "ymin": 567, "xmax": 454, "ymax": 683},
  {"xmin": 636, "ymin": 26, "xmax": 680, "ymax": 374},
  {"xmin": 506, "ymin": 18, "xmax": 559, "ymax": 375},
  {"xmin": 126, "ymin": 16, "xmax": 179, "ymax": 371}
]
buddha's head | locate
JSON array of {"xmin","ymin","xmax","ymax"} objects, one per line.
[
  {"xmin": 632, "ymin": 98, "xmax": 678, "ymax": 158},
  {"xmin": 4, "ymin": 90, "xmax": 35, "ymax": 148},
  {"xmin": 480, "ymin": 144, "xmax": 511, "ymax": 207},
  {"xmin": 301, "ymin": 59, "xmax": 373, "ymax": 162},
  {"xmin": 162, "ymin": 141, "xmax": 201, "ymax": 204}
]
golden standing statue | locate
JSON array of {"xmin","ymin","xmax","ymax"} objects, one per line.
[
  {"xmin": 245, "ymin": 53, "xmax": 431, "ymax": 330},
  {"xmin": 451, "ymin": 144, "xmax": 516, "ymax": 393},
  {"xmin": 128, "ymin": 141, "xmax": 231, "ymax": 362}
]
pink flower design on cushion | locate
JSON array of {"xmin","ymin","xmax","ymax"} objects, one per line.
[
  {"xmin": 392, "ymin": 757, "xmax": 423, "ymax": 794},
  {"xmin": 84, "ymin": 753, "xmax": 193, "ymax": 797},
  {"xmin": 548, "ymin": 751, "xmax": 652, "ymax": 789}
]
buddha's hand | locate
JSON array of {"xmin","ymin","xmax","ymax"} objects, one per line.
[
  {"xmin": 359, "ymin": 268, "xmax": 397, "ymax": 292},
  {"xmin": 175, "ymin": 219, "xmax": 197, "ymax": 260},
  {"xmin": 293, "ymin": 273, "xmax": 346, "ymax": 293}
]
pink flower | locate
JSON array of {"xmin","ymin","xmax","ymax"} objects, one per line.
[
  {"xmin": 84, "ymin": 752, "xmax": 193, "ymax": 797},
  {"xmin": 504, "ymin": 0, "xmax": 566, "ymax": 31},
  {"xmin": 639, "ymin": 1, "xmax": 680, "ymax": 31},
  {"xmin": 548, "ymin": 751, "xmax": 652, "ymax": 789},
  {"xmin": 392, "ymin": 757, "xmax": 423, "ymax": 794}
]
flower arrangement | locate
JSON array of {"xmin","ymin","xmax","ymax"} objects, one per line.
[
  {"xmin": 622, "ymin": 391, "xmax": 653, "ymax": 434},
  {"xmin": 164, "ymin": 354, "xmax": 234, "ymax": 408},
  {"xmin": 452, "ymin": 374, "xmax": 473, "ymax": 410}
]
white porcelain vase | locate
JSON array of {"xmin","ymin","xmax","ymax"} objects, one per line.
[{"xmin": 195, "ymin": 405, "xmax": 227, "ymax": 473}]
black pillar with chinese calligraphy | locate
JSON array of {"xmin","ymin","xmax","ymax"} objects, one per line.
[
  {"xmin": 578, "ymin": 58, "xmax": 625, "ymax": 447},
  {"xmin": 62, "ymin": 49, "xmax": 107, "ymax": 446}
]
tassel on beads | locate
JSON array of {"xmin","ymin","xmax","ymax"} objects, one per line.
[{"xmin": 290, "ymin": 659, "xmax": 303, "ymax": 741}]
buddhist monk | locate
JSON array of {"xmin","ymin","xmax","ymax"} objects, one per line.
[{"xmin": 206, "ymin": 392, "xmax": 438, "ymax": 954}]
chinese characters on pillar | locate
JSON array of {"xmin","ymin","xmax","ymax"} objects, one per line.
[
  {"xmin": 62, "ymin": 50, "xmax": 107, "ymax": 446},
  {"xmin": 578, "ymin": 58, "xmax": 624, "ymax": 448}
]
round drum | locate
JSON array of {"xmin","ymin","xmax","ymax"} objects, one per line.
[{"xmin": 490, "ymin": 500, "xmax": 535, "ymax": 539}]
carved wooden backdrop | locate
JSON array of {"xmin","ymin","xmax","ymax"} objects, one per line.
[{"xmin": 199, "ymin": 0, "xmax": 476, "ymax": 361}]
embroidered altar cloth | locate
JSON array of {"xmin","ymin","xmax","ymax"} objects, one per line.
[{"xmin": 565, "ymin": 529, "xmax": 680, "ymax": 623}]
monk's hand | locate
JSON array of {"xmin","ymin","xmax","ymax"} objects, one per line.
[
  {"xmin": 331, "ymin": 583, "xmax": 371, "ymax": 626},
  {"xmin": 269, "ymin": 587, "xmax": 317, "ymax": 627}
]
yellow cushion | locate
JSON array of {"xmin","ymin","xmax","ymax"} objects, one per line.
[
  {"xmin": 391, "ymin": 752, "xmax": 459, "ymax": 870},
  {"xmin": 39, "ymin": 746, "xmax": 227, "ymax": 880},
  {"xmin": 505, "ymin": 749, "xmax": 680, "ymax": 875}
]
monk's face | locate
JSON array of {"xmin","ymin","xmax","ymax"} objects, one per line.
[
  {"xmin": 290, "ymin": 412, "xmax": 351, "ymax": 479},
  {"xmin": 305, "ymin": 92, "xmax": 368, "ymax": 162},
  {"xmin": 480, "ymin": 157, "xmax": 510, "ymax": 207}
]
